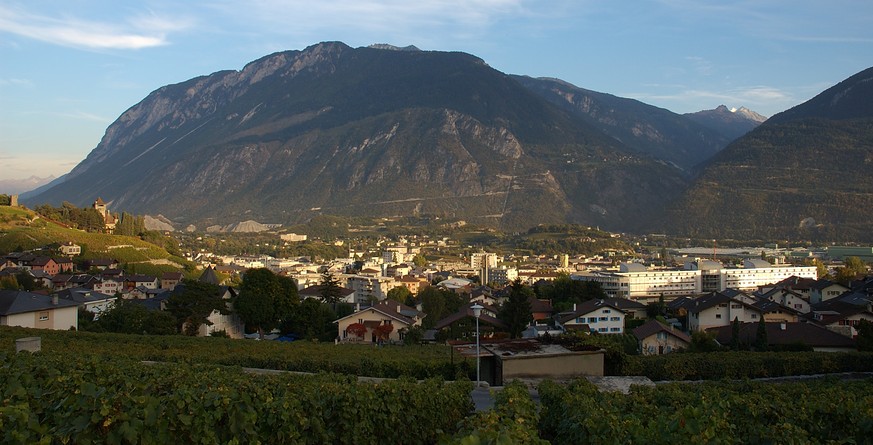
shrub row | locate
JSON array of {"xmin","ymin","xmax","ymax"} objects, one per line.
[
  {"xmin": 623, "ymin": 351, "xmax": 873, "ymax": 380},
  {"xmin": 0, "ymin": 351, "xmax": 473, "ymax": 445},
  {"xmin": 538, "ymin": 377, "xmax": 873, "ymax": 444},
  {"xmin": 0, "ymin": 326, "xmax": 471, "ymax": 380},
  {"xmin": 448, "ymin": 381, "xmax": 547, "ymax": 445}
]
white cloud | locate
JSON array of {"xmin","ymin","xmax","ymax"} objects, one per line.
[
  {"xmin": 0, "ymin": 77, "xmax": 32, "ymax": 86},
  {"xmin": 0, "ymin": 4, "xmax": 192, "ymax": 50}
]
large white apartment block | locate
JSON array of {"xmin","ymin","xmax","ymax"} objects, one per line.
[
  {"xmin": 573, "ymin": 260, "xmax": 817, "ymax": 300},
  {"xmin": 470, "ymin": 252, "xmax": 499, "ymax": 270},
  {"xmin": 344, "ymin": 274, "xmax": 396, "ymax": 304}
]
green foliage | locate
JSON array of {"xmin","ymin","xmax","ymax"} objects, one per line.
[
  {"xmin": 499, "ymin": 280, "xmax": 534, "ymax": 339},
  {"xmin": 857, "ymin": 320, "xmax": 873, "ymax": 352},
  {"xmin": 835, "ymin": 256, "xmax": 869, "ymax": 285},
  {"xmin": 235, "ymin": 268, "xmax": 294, "ymax": 337},
  {"xmin": 0, "ymin": 351, "xmax": 473, "ymax": 444},
  {"xmin": 536, "ymin": 274, "xmax": 607, "ymax": 312},
  {"xmin": 386, "ymin": 286, "xmax": 413, "ymax": 303},
  {"xmin": 688, "ymin": 330, "xmax": 721, "ymax": 353},
  {"xmin": 754, "ymin": 316, "xmax": 768, "ymax": 351},
  {"xmin": 318, "ymin": 271, "xmax": 345, "ymax": 304},
  {"xmin": 164, "ymin": 279, "xmax": 228, "ymax": 336},
  {"xmin": 449, "ymin": 381, "xmax": 548, "ymax": 445},
  {"xmin": 539, "ymin": 377, "xmax": 873, "ymax": 444},
  {"xmin": 87, "ymin": 300, "xmax": 178, "ymax": 335},
  {"xmin": 0, "ymin": 326, "xmax": 470, "ymax": 380},
  {"xmin": 403, "ymin": 326, "xmax": 425, "ymax": 346},
  {"xmin": 284, "ymin": 298, "xmax": 340, "ymax": 342},
  {"xmin": 623, "ymin": 351, "xmax": 873, "ymax": 381},
  {"xmin": 419, "ymin": 286, "xmax": 463, "ymax": 330},
  {"xmin": 33, "ymin": 202, "xmax": 105, "ymax": 232}
]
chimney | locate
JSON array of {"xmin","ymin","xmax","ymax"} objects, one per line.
[
  {"xmin": 780, "ymin": 323, "xmax": 786, "ymax": 331},
  {"xmin": 52, "ymin": 295, "xmax": 58, "ymax": 305},
  {"xmin": 573, "ymin": 303, "xmax": 577, "ymax": 312}
]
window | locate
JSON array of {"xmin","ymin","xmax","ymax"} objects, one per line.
[
  {"xmin": 38, "ymin": 312, "xmax": 49, "ymax": 321},
  {"xmin": 751, "ymin": 313, "xmax": 758, "ymax": 319},
  {"xmin": 599, "ymin": 316, "xmax": 609, "ymax": 321},
  {"xmin": 598, "ymin": 327, "xmax": 608, "ymax": 332},
  {"xmin": 610, "ymin": 327, "xmax": 621, "ymax": 332},
  {"xmin": 716, "ymin": 314, "xmax": 722, "ymax": 319},
  {"xmin": 656, "ymin": 332, "xmax": 667, "ymax": 340},
  {"xmin": 587, "ymin": 317, "xmax": 598, "ymax": 323},
  {"xmin": 610, "ymin": 316, "xmax": 620, "ymax": 321},
  {"xmin": 603, "ymin": 309, "xmax": 611, "ymax": 314}
]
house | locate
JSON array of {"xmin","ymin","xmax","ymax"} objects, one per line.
[
  {"xmin": 394, "ymin": 275, "xmax": 428, "ymax": 295},
  {"xmin": 708, "ymin": 322, "xmax": 856, "ymax": 352},
  {"xmin": 529, "ymin": 297, "xmax": 555, "ymax": 322},
  {"xmin": 24, "ymin": 257, "xmax": 60, "ymax": 276},
  {"xmin": 556, "ymin": 299, "xmax": 630, "ymax": 334},
  {"xmin": 161, "ymin": 271, "xmax": 185, "ymax": 290},
  {"xmin": 84, "ymin": 258, "xmax": 119, "ymax": 271},
  {"xmin": 93, "ymin": 277, "xmax": 123, "ymax": 295},
  {"xmin": 687, "ymin": 291, "xmax": 764, "ymax": 332},
  {"xmin": 758, "ymin": 287, "xmax": 811, "ymax": 314},
  {"xmin": 335, "ymin": 300, "xmax": 424, "ymax": 343},
  {"xmin": 806, "ymin": 299, "xmax": 873, "ymax": 338},
  {"xmin": 56, "ymin": 287, "xmax": 116, "ymax": 316},
  {"xmin": 0, "ymin": 289, "xmax": 79, "ymax": 330},
  {"xmin": 809, "ymin": 280, "xmax": 850, "ymax": 304},
  {"xmin": 633, "ymin": 320, "xmax": 691, "ymax": 355},
  {"xmin": 433, "ymin": 302, "xmax": 506, "ymax": 339},
  {"xmin": 58, "ymin": 242, "xmax": 82, "ymax": 257},
  {"xmin": 54, "ymin": 257, "xmax": 75, "ymax": 273},
  {"xmin": 123, "ymin": 274, "xmax": 159, "ymax": 291},
  {"xmin": 51, "ymin": 274, "xmax": 99, "ymax": 291}
]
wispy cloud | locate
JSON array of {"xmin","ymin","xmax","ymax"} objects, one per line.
[
  {"xmin": 54, "ymin": 111, "xmax": 112, "ymax": 123},
  {"xmin": 0, "ymin": 4, "xmax": 193, "ymax": 50},
  {"xmin": 0, "ymin": 77, "xmax": 32, "ymax": 86}
]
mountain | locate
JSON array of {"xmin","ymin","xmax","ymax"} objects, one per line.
[
  {"xmin": 664, "ymin": 66, "xmax": 873, "ymax": 242},
  {"xmin": 0, "ymin": 175, "xmax": 56, "ymax": 195},
  {"xmin": 684, "ymin": 105, "xmax": 767, "ymax": 140},
  {"xmin": 24, "ymin": 42, "xmax": 688, "ymax": 233},
  {"xmin": 511, "ymin": 76, "xmax": 733, "ymax": 171}
]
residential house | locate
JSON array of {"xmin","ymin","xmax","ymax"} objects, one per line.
[
  {"xmin": 806, "ymin": 299, "xmax": 873, "ymax": 339},
  {"xmin": 54, "ymin": 257, "xmax": 75, "ymax": 273},
  {"xmin": 433, "ymin": 302, "xmax": 506, "ymax": 338},
  {"xmin": 84, "ymin": 258, "xmax": 119, "ymax": 271},
  {"xmin": 93, "ymin": 277, "xmax": 123, "ymax": 296},
  {"xmin": 336, "ymin": 300, "xmax": 424, "ymax": 343},
  {"xmin": 123, "ymin": 274, "xmax": 159, "ymax": 291},
  {"xmin": 51, "ymin": 274, "xmax": 99, "ymax": 291},
  {"xmin": 809, "ymin": 280, "xmax": 850, "ymax": 304},
  {"xmin": 56, "ymin": 287, "xmax": 116, "ymax": 316},
  {"xmin": 0, "ymin": 290, "xmax": 79, "ymax": 330},
  {"xmin": 758, "ymin": 287, "xmax": 811, "ymax": 314},
  {"xmin": 529, "ymin": 297, "xmax": 555, "ymax": 323},
  {"xmin": 25, "ymin": 257, "xmax": 60, "ymax": 276},
  {"xmin": 556, "ymin": 299, "xmax": 632, "ymax": 334},
  {"xmin": 161, "ymin": 271, "xmax": 185, "ymax": 290},
  {"xmin": 633, "ymin": 320, "xmax": 691, "ymax": 355},
  {"xmin": 394, "ymin": 275, "xmax": 428, "ymax": 295},
  {"xmin": 687, "ymin": 291, "xmax": 764, "ymax": 332},
  {"xmin": 708, "ymin": 322, "xmax": 856, "ymax": 352},
  {"xmin": 58, "ymin": 242, "xmax": 82, "ymax": 257}
]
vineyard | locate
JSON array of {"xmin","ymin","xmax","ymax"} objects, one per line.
[
  {"xmin": 0, "ymin": 351, "xmax": 472, "ymax": 444},
  {"xmin": 0, "ymin": 326, "xmax": 472, "ymax": 380},
  {"xmin": 3, "ymin": 327, "xmax": 873, "ymax": 443}
]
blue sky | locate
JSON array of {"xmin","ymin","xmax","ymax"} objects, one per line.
[{"xmin": 1, "ymin": 0, "xmax": 871, "ymax": 182}]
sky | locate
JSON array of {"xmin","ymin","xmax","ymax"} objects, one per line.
[{"xmin": 1, "ymin": 0, "xmax": 872, "ymax": 182}]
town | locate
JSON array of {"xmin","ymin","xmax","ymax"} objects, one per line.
[{"xmin": 2, "ymin": 197, "xmax": 871, "ymax": 363}]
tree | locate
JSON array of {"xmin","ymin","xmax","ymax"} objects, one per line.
[
  {"xmin": 346, "ymin": 322, "xmax": 367, "ymax": 340},
  {"xmin": 386, "ymin": 286, "xmax": 412, "ymax": 303},
  {"xmin": 857, "ymin": 319, "xmax": 873, "ymax": 352},
  {"xmin": 235, "ymin": 268, "xmax": 282, "ymax": 339},
  {"xmin": 285, "ymin": 298, "xmax": 338, "ymax": 341},
  {"xmin": 402, "ymin": 326, "xmax": 424, "ymax": 345},
  {"xmin": 319, "ymin": 271, "xmax": 345, "ymax": 305},
  {"xmin": 499, "ymin": 279, "xmax": 533, "ymax": 339},
  {"xmin": 15, "ymin": 271, "xmax": 37, "ymax": 291},
  {"xmin": 165, "ymin": 279, "xmax": 228, "ymax": 336},
  {"xmin": 835, "ymin": 256, "xmax": 868, "ymax": 285},
  {"xmin": 412, "ymin": 254, "xmax": 428, "ymax": 267},
  {"xmin": 730, "ymin": 317, "xmax": 741, "ymax": 351},
  {"xmin": 374, "ymin": 323, "xmax": 394, "ymax": 342},
  {"xmin": 754, "ymin": 316, "xmax": 768, "ymax": 351},
  {"xmin": 91, "ymin": 300, "xmax": 176, "ymax": 335}
]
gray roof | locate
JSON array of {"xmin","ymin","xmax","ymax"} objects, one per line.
[{"xmin": 0, "ymin": 290, "xmax": 79, "ymax": 315}]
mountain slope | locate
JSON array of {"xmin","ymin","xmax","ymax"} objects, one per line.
[
  {"xmin": 664, "ymin": 66, "xmax": 873, "ymax": 242},
  {"xmin": 511, "ymin": 76, "xmax": 733, "ymax": 170},
  {"xmin": 684, "ymin": 105, "xmax": 767, "ymax": 140},
  {"xmin": 25, "ymin": 42, "xmax": 687, "ymax": 232}
]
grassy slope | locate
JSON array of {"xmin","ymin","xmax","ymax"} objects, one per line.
[{"xmin": 0, "ymin": 206, "xmax": 186, "ymax": 269}]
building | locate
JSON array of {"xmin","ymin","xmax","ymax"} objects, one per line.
[
  {"xmin": 92, "ymin": 198, "xmax": 117, "ymax": 232},
  {"xmin": 572, "ymin": 260, "xmax": 817, "ymax": 301},
  {"xmin": 556, "ymin": 299, "xmax": 633, "ymax": 334},
  {"xmin": 335, "ymin": 300, "xmax": 424, "ymax": 343},
  {"xmin": 0, "ymin": 290, "xmax": 78, "ymax": 330},
  {"xmin": 687, "ymin": 291, "xmax": 763, "ymax": 332},
  {"xmin": 470, "ymin": 252, "xmax": 498, "ymax": 270},
  {"xmin": 59, "ymin": 242, "xmax": 82, "ymax": 257},
  {"xmin": 826, "ymin": 246, "xmax": 873, "ymax": 262},
  {"xmin": 633, "ymin": 320, "xmax": 691, "ymax": 355}
]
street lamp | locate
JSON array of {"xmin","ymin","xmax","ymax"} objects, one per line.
[{"xmin": 470, "ymin": 303, "xmax": 483, "ymax": 387}]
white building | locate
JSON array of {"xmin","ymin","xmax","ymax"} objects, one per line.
[
  {"xmin": 573, "ymin": 260, "xmax": 817, "ymax": 301},
  {"xmin": 470, "ymin": 252, "xmax": 498, "ymax": 270}
]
